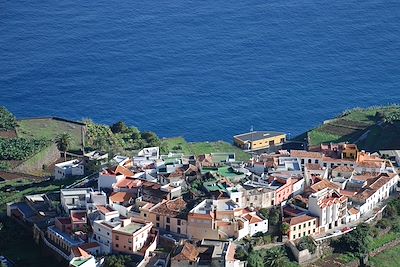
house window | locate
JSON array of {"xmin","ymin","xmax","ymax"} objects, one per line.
[
  {"xmin": 308, "ymin": 159, "xmax": 312, "ymax": 164},
  {"xmin": 293, "ymin": 226, "xmax": 296, "ymax": 231},
  {"xmin": 156, "ymin": 223, "xmax": 160, "ymax": 227},
  {"xmin": 293, "ymin": 235, "xmax": 296, "ymax": 239},
  {"xmin": 269, "ymin": 140, "xmax": 275, "ymax": 146},
  {"xmin": 107, "ymin": 232, "xmax": 109, "ymax": 235},
  {"xmin": 128, "ymin": 239, "xmax": 132, "ymax": 243},
  {"xmin": 156, "ymin": 216, "xmax": 160, "ymax": 221},
  {"xmin": 129, "ymin": 247, "xmax": 132, "ymax": 250},
  {"xmin": 143, "ymin": 213, "xmax": 147, "ymax": 217},
  {"xmin": 177, "ymin": 227, "xmax": 181, "ymax": 234},
  {"xmin": 166, "ymin": 217, "xmax": 170, "ymax": 223},
  {"xmin": 177, "ymin": 219, "xmax": 181, "ymax": 226},
  {"xmin": 308, "ymin": 230, "xmax": 310, "ymax": 234},
  {"xmin": 299, "ymin": 225, "xmax": 301, "ymax": 229},
  {"xmin": 166, "ymin": 225, "xmax": 170, "ymax": 231},
  {"xmin": 115, "ymin": 235, "xmax": 119, "ymax": 240},
  {"xmin": 308, "ymin": 222, "xmax": 311, "ymax": 226},
  {"xmin": 116, "ymin": 244, "xmax": 119, "ymax": 248}
]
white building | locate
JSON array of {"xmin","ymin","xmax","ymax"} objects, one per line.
[
  {"xmin": 349, "ymin": 173, "xmax": 398, "ymax": 215},
  {"xmin": 54, "ymin": 159, "xmax": 84, "ymax": 180},
  {"xmin": 308, "ymin": 188, "xmax": 347, "ymax": 232},
  {"xmin": 61, "ymin": 188, "xmax": 107, "ymax": 214}
]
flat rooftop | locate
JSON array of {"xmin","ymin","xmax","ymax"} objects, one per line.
[
  {"xmin": 117, "ymin": 221, "xmax": 145, "ymax": 234},
  {"xmin": 234, "ymin": 131, "xmax": 285, "ymax": 142}
]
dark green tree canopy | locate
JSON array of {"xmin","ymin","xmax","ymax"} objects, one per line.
[{"xmin": 0, "ymin": 106, "xmax": 17, "ymax": 130}]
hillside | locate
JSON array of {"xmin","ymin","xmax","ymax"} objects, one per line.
[{"xmin": 304, "ymin": 105, "xmax": 400, "ymax": 151}]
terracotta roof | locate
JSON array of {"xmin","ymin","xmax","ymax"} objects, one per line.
[
  {"xmin": 226, "ymin": 243, "xmax": 236, "ymax": 261},
  {"xmin": 332, "ymin": 166, "xmax": 354, "ymax": 173},
  {"xmin": 110, "ymin": 192, "xmax": 135, "ymax": 204},
  {"xmin": 150, "ymin": 198, "xmax": 187, "ymax": 217},
  {"xmin": 310, "ymin": 179, "xmax": 340, "ymax": 193},
  {"xmin": 243, "ymin": 213, "xmax": 263, "ymax": 224},
  {"xmin": 286, "ymin": 215, "xmax": 316, "ymax": 226},
  {"xmin": 71, "ymin": 211, "xmax": 87, "ymax": 223},
  {"xmin": 291, "ymin": 150, "xmax": 323, "ymax": 159},
  {"xmin": 71, "ymin": 247, "xmax": 91, "ymax": 258},
  {"xmin": 173, "ymin": 242, "xmax": 199, "ymax": 262},
  {"xmin": 96, "ymin": 205, "xmax": 115, "ymax": 214},
  {"xmin": 348, "ymin": 207, "xmax": 359, "ymax": 215},
  {"xmin": 305, "ymin": 163, "xmax": 324, "ymax": 171},
  {"xmin": 114, "ymin": 177, "xmax": 142, "ymax": 189},
  {"xmin": 106, "ymin": 165, "xmax": 134, "ymax": 177}
]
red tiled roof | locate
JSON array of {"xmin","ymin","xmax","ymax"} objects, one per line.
[
  {"xmin": 110, "ymin": 192, "xmax": 135, "ymax": 204},
  {"xmin": 71, "ymin": 247, "xmax": 91, "ymax": 259},
  {"xmin": 71, "ymin": 211, "xmax": 87, "ymax": 223},
  {"xmin": 96, "ymin": 205, "xmax": 115, "ymax": 214},
  {"xmin": 291, "ymin": 150, "xmax": 323, "ymax": 159},
  {"xmin": 285, "ymin": 215, "xmax": 316, "ymax": 226},
  {"xmin": 173, "ymin": 242, "xmax": 199, "ymax": 262}
]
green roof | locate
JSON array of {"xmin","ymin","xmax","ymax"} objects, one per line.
[{"xmin": 71, "ymin": 258, "xmax": 90, "ymax": 267}]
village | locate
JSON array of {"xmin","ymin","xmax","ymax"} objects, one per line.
[{"xmin": 3, "ymin": 126, "xmax": 400, "ymax": 267}]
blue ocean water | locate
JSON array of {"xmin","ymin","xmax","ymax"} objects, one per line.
[{"xmin": 1, "ymin": 0, "xmax": 399, "ymax": 141}]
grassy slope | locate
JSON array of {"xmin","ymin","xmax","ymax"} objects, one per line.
[
  {"xmin": 0, "ymin": 178, "xmax": 76, "ymax": 213},
  {"xmin": 307, "ymin": 106, "xmax": 400, "ymax": 150},
  {"xmin": 161, "ymin": 137, "xmax": 251, "ymax": 161},
  {"xmin": 369, "ymin": 244, "xmax": 400, "ymax": 267},
  {"xmin": 17, "ymin": 118, "xmax": 84, "ymax": 151}
]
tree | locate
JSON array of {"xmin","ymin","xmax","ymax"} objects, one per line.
[
  {"xmin": 264, "ymin": 247, "xmax": 289, "ymax": 267},
  {"xmin": 334, "ymin": 223, "xmax": 372, "ymax": 266},
  {"xmin": 280, "ymin": 222, "xmax": 290, "ymax": 235},
  {"xmin": 110, "ymin": 121, "xmax": 129, "ymax": 134},
  {"xmin": 55, "ymin": 133, "xmax": 72, "ymax": 161},
  {"xmin": 141, "ymin": 131, "xmax": 160, "ymax": 147},
  {"xmin": 0, "ymin": 106, "xmax": 17, "ymax": 130},
  {"xmin": 297, "ymin": 236, "xmax": 317, "ymax": 254},
  {"xmin": 247, "ymin": 251, "xmax": 264, "ymax": 267}
]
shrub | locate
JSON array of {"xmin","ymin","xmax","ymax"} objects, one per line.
[
  {"xmin": 0, "ymin": 106, "xmax": 17, "ymax": 130},
  {"xmin": 0, "ymin": 138, "xmax": 48, "ymax": 160},
  {"xmin": 297, "ymin": 236, "xmax": 317, "ymax": 254}
]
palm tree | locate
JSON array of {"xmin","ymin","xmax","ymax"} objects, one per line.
[
  {"xmin": 55, "ymin": 133, "xmax": 72, "ymax": 161},
  {"xmin": 264, "ymin": 247, "xmax": 289, "ymax": 267}
]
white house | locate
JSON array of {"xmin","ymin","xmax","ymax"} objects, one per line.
[
  {"xmin": 54, "ymin": 159, "xmax": 84, "ymax": 180},
  {"xmin": 308, "ymin": 188, "xmax": 348, "ymax": 232},
  {"xmin": 349, "ymin": 173, "xmax": 398, "ymax": 215}
]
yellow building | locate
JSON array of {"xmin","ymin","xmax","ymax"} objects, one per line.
[
  {"xmin": 285, "ymin": 215, "xmax": 319, "ymax": 241},
  {"xmin": 233, "ymin": 131, "xmax": 286, "ymax": 151}
]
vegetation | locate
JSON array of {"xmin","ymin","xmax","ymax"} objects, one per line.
[
  {"xmin": 104, "ymin": 254, "xmax": 138, "ymax": 267},
  {"xmin": 247, "ymin": 247, "xmax": 297, "ymax": 267},
  {"xmin": 297, "ymin": 236, "xmax": 316, "ymax": 254},
  {"xmin": 281, "ymin": 222, "xmax": 290, "ymax": 235},
  {"xmin": 0, "ymin": 178, "xmax": 76, "ymax": 212},
  {"xmin": 306, "ymin": 105, "xmax": 400, "ymax": 150},
  {"xmin": 260, "ymin": 207, "xmax": 281, "ymax": 225},
  {"xmin": 0, "ymin": 162, "xmax": 10, "ymax": 171},
  {"xmin": 85, "ymin": 120, "xmax": 160, "ymax": 155},
  {"xmin": 0, "ymin": 216, "xmax": 60, "ymax": 267},
  {"xmin": 55, "ymin": 133, "xmax": 72, "ymax": 160},
  {"xmin": 0, "ymin": 107, "xmax": 17, "ymax": 130},
  {"xmin": 332, "ymin": 223, "xmax": 372, "ymax": 266},
  {"xmin": 369, "ymin": 243, "xmax": 400, "ymax": 267},
  {"xmin": 0, "ymin": 138, "xmax": 48, "ymax": 160},
  {"xmin": 17, "ymin": 118, "xmax": 84, "ymax": 151},
  {"xmin": 161, "ymin": 137, "xmax": 251, "ymax": 161}
]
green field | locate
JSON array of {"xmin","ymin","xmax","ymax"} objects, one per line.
[
  {"xmin": 161, "ymin": 137, "xmax": 251, "ymax": 161},
  {"xmin": 369, "ymin": 245, "xmax": 400, "ymax": 267},
  {"xmin": 307, "ymin": 106, "xmax": 400, "ymax": 149},
  {"xmin": 17, "ymin": 118, "xmax": 84, "ymax": 151}
]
